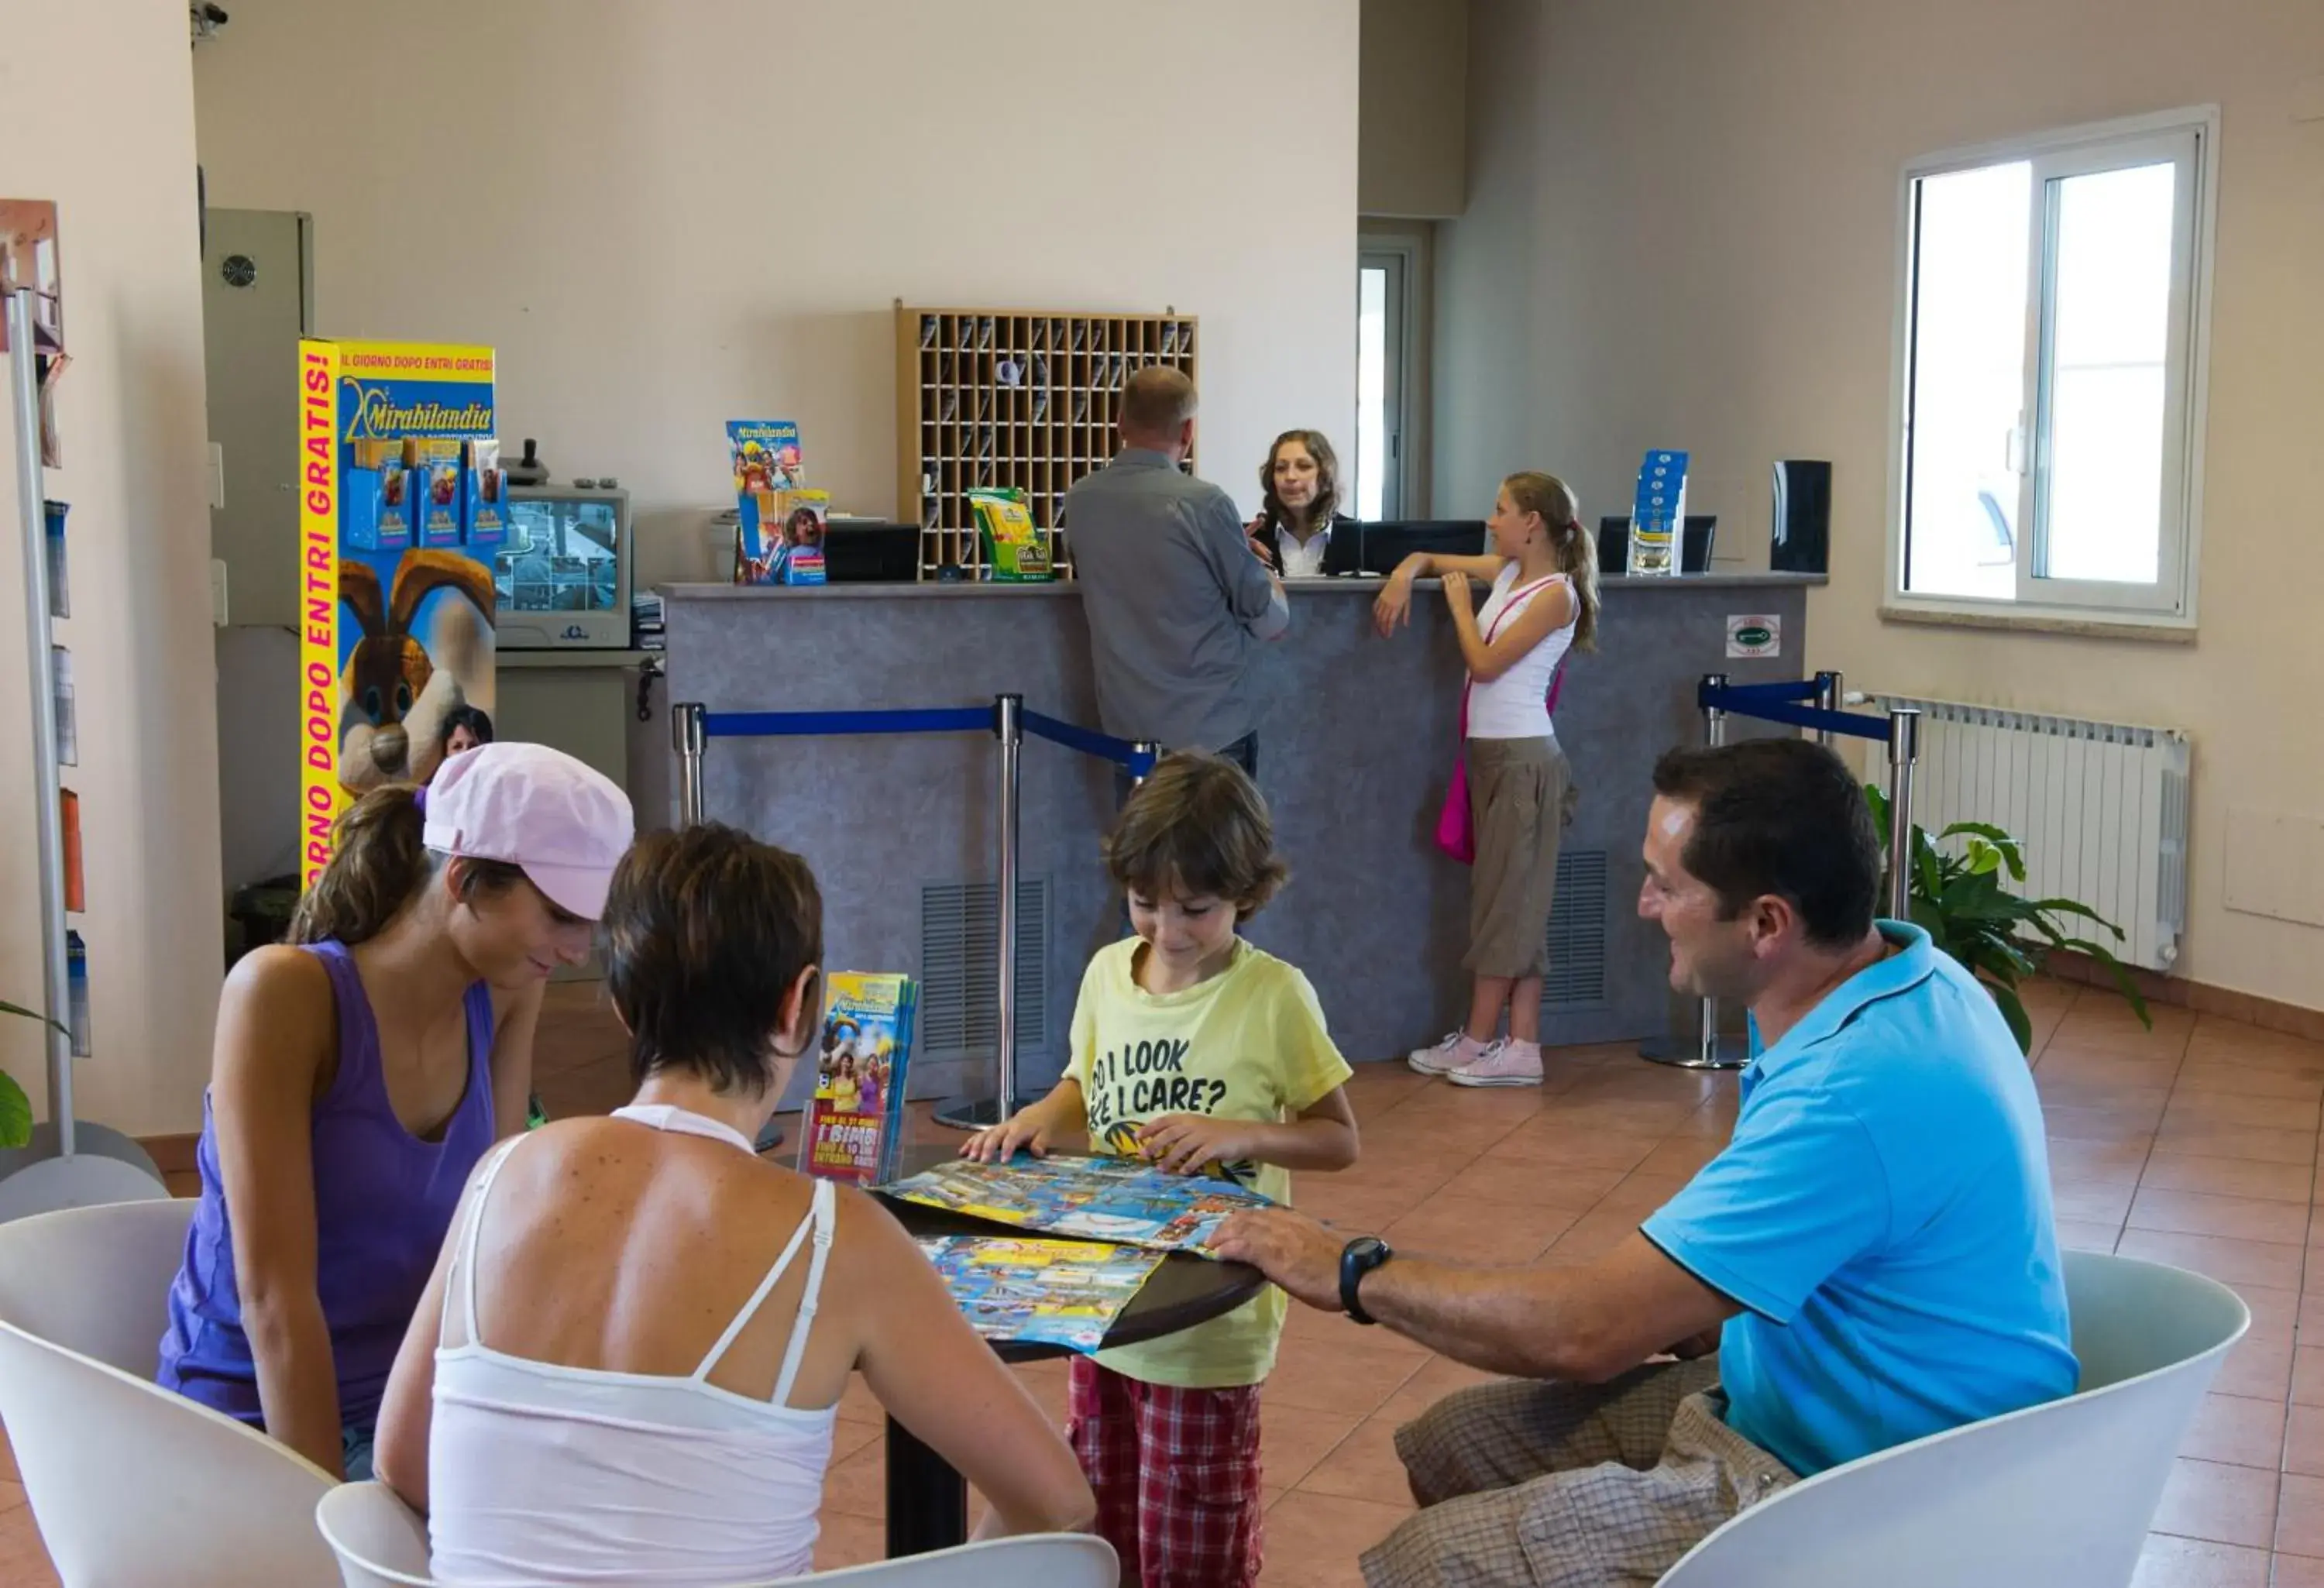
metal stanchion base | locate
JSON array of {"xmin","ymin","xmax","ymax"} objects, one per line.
[
  {"xmin": 932, "ymin": 1097, "xmax": 1009, "ymax": 1132},
  {"xmin": 1638, "ymin": 1035, "xmax": 1750, "ymax": 1071}
]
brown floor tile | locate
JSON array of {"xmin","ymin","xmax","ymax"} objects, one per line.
[
  {"xmin": 812, "ymin": 1510, "xmax": 889, "ymax": 1572},
  {"xmin": 2127, "ymin": 1189, "xmax": 2312, "ymax": 1247},
  {"xmin": 2272, "ymin": 1553, "xmax": 2324, "ymax": 1588},
  {"xmin": 2053, "ymin": 1179, "xmax": 2137, "ymax": 1225},
  {"xmin": 1260, "ymin": 1404, "xmax": 1365, "ymax": 1492},
  {"xmin": 2115, "ymin": 1229, "xmax": 2306, "ymax": 1292},
  {"xmin": 1278, "ymin": 1304, "xmax": 1429, "ymax": 1363},
  {"xmin": 1382, "ymin": 1198, "xmax": 1580, "ymax": 1266},
  {"xmin": 1372, "ymin": 1355, "xmax": 1504, "ymax": 1429},
  {"xmin": 0, "ymin": 1479, "xmax": 23, "ymax": 1516},
  {"xmin": 2164, "ymin": 1093, "xmax": 2324, "ymax": 1134},
  {"xmin": 2210, "ymin": 1335, "xmax": 2295, "ymax": 1403},
  {"xmin": 1545, "ymin": 1205, "xmax": 1654, "ymax": 1263},
  {"xmin": 1264, "ymin": 1337, "xmax": 1428, "ymax": 1419},
  {"xmin": 2049, "ymin": 1105, "xmax": 2168, "ymax": 1143},
  {"xmin": 2140, "ymin": 1153, "xmax": 2316, "ymax": 1205},
  {"xmin": 2048, "ymin": 1135, "xmax": 2157, "ymax": 1186},
  {"xmin": 2227, "ymin": 1282, "xmax": 2298, "ymax": 1342},
  {"xmin": 2178, "ymin": 1393, "xmax": 2286, "ymax": 1470},
  {"xmin": 2296, "ymin": 1347, "xmax": 2324, "ymax": 1409},
  {"xmin": 2278, "ymin": 1473, "xmax": 2324, "ymax": 1558},
  {"xmin": 820, "ymin": 1439, "xmax": 887, "ymax": 1521},
  {"xmin": 2055, "ymin": 1218, "xmax": 2124, "ymax": 1253},
  {"xmin": 2150, "ymin": 1123, "xmax": 2316, "ymax": 1167},
  {"xmin": 1260, "ymin": 1490, "xmax": 1411, "ymax": 1586},
  {"xmin": 1634, "ymin": 1136, "xmax": 1724, "ymax": 1178},
  {"xmin": 1481, "ymin": 1118, "xmax": 1663, "ymax": 1171},
  {"xmin": 1431, "ymin": 1155, "xmax": 1630, "ymax": 1212},
  {"xmin": 2037, "ymin": 1049, "xmax": 2184, "ymax": 1091},
  {"xmin": 1293, "ymin": 1413, "xmax": 1420, "ymax": 1507},
  {"xmin": 1296, "ymin": 1181, "xmax": 1432, "ymax": 1234},
  {"xmin": 2286, "ymin": 1404, "xmax": 2324, "ymax": 1479},
  {"xmin": 2150, "ymin": 1456, "xmax": 2278, "ymax": 1548},
  {"xmin": 2037, "ymin": 1074, "xmax": 2174, "ymax": 1119},
  {"xmin": 2174, "ymin": 1061, "xmax": 2324, "ymax": 1103},
  {"xmin": 1665, "ymin": 1101, "xmax": 1741, "ymax": 1140},
  {"xmin": 2129, "ymin": 1533, "xmax": 2271, "ymax": 1587}
]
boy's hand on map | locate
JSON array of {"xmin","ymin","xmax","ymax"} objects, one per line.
[
  {"xmin": 1135, "ymin": 1114, "xmax": 1250, "ymax": 1177},
  {"xmin": 961, "ymin": 1112, "xmax": 1052, "ymax": 1164}
]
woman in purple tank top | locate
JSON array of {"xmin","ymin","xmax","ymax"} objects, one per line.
[{"xmin": 157, "ymin": 743, "xmax": 633, "ymax": 1479}]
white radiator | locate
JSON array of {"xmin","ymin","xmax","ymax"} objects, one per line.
[{"xmin": 1860, "ymin": 696, "xmax": 2192, "ymax": 972}]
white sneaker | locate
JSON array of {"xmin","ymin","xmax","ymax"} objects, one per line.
[
  {"xmin": 1410, "ymin": 1032, "xmax": 1498, "ymax": 1076},
  {"xmin": 1449, "ymin": 1039, "xmax": 1545, "ymax": 1088}
]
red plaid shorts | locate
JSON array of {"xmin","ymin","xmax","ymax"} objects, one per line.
[{"xmin": 1067, "ymin": 1356, "xmax": 1263, "ymax": 1588}]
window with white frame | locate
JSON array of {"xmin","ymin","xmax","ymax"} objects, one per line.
[{"xmin": 1890, "ymin": 108, "xmax": 2216, "ymax": 624}]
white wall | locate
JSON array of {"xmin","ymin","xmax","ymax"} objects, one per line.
[
  {"xmin": 193, "ymin": 0, "xmax": 1360, "ymax": 591},
  {"xmin": 0, "ymin": 0, "xmax": 224, "ymax": 1133},
  {"xmin": 1442, "ymin": 0, "xmax": 2324, "ymax": 1010},
  {"xmin": 1361, "ymin": 0, "xmax": 1470, "ymax": 217}
]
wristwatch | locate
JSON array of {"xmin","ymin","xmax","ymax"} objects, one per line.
[{"xmin": 1340, "ymin": 1236, "xmax": 1394, "ymax": 1325}]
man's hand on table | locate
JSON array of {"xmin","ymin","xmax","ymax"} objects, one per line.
[{"xmin": 1208, "ymin": 1208, "xmax": 1345, "ymax": 1314}]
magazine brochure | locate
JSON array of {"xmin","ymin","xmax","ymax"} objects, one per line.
[
  {"xmin": 798, "ymin": 972, "xmax": 916, "ymax": 1186},
  {"xmin": 726, "ymin": 419, "xmax": 807, "ymax": 585},
  {"xmin": 916, "ymin": 1236, "xmax": 1164, "ymax": 1354},
  {"xmin": 879, "ymin": 1153, "xmax": 1272, "ymax": 1254}
]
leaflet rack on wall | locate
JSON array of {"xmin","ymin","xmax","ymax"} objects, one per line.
[
  {"xmin": 892, "ymin": 303, "xmax": 1199, "ymax": 579},
  {"xmin": 0, "ymin": 232, "xmax": 170, "ymax": 1218}
]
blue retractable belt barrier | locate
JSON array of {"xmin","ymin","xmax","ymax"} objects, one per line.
[
  {"xmin": 1698, "ymin": 683, "xmax": 1891, "ymax": 744},
  {"xmin": 701, "ymin": 706, "xmax": 995, "ymax": 739},
  {"xmin": 1022, "ymin": 710, "xmax": 1153, "ymax": 775},
  {"xmin": 1714, "ymin": 679, "xmax": 1825, "ymax": 704}
]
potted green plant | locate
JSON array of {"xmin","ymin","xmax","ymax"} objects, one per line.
[
  {"xmin": 1867, "ymin": 786, "xmax": 2151, "ymax": 1056},
  {"xmin": 0, "ymin": 999, "xmax": 48, "ymax": 1149}
]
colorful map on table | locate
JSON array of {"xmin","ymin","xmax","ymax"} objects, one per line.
[
  {"xmin": 916, "ymin": 1236, "xmax": 1164, "ymax": 1354},
  {"xmin": 881, "ymin": 1153, "xmax": 1273, "ymax": 1253}
]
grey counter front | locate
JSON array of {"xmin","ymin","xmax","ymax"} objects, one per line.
[{"xmin": 661, "ymin": 575, "xmax": 1817, "ymax": 1105}]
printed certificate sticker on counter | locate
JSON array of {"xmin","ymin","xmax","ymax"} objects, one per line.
[{"xmin": 1725, "ymin": 614, "xmax": 1782, "ymax": 659}]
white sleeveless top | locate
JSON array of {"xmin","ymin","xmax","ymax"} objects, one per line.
[
  {"xmin": 426, "ymin": 1105, "xmax": 839, "ymax": 1587},
  {"xmin": 1466, "ymin": 568, "xmax": 1576, "ymax": 741}
]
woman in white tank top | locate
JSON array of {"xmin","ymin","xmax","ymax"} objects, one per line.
[
  {"xmin": 372, "ymin": 826, "xmax": 1095, "ymax": 1586},
  {"xmin": 1373, "ymin": 473, "xmax": 1604, "ymax": 1090}
]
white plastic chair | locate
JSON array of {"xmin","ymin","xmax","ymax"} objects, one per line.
[
  {"xmin": 0, "ymin": 1198, "xmax": 341, "ymax": 1587},
  {"xmin": 317, "ymin": 1481, "xmax": 1120, "ymax": 1587},
  {"xmin": 1656, "ymin": 1249, "xmax": 2249, "ymax": 1586}
]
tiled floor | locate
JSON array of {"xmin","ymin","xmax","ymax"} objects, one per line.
[{"xmin": 5, "ymin": 978, "xmax": 2322, "ymax": 1585}]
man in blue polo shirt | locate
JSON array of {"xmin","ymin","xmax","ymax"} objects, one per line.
[{"xmin": 1212, "ymin": 737, "xmax": 2075, "ymax": 1587}]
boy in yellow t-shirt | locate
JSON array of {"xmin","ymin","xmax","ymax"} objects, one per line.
[{"xmin": 964, "ymin": 751, "xmax": 1359, "ymax": 1588}]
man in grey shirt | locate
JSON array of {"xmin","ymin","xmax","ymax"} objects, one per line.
[{"xmin": 1065, "ymin": 366, "xmax": 1288, "ymax": 778}]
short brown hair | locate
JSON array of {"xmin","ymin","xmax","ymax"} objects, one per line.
[
  {"xmin": 1105, "ymin": 752, "xmax": 1287, "ymax": 920},
  {"xmin": 603, "ymin": 823, "xmax": 825, "ymax": 1096},
  {"xmin": 1650, "ymin": 739, "xmax": 1880, "ymax": 947},
  {"xmin": 1120, "ymin": 366, "xmax": 1197, "ymax": 440}
]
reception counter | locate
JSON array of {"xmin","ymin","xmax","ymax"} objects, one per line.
[{"xmin": 661, "ymin": 574, "xmax": 1818, "ymax": 1105}]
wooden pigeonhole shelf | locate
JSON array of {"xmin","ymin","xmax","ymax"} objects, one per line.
[{"xmin": 893, "ymin": 304, "xmax": 1198, "ymax": 578}]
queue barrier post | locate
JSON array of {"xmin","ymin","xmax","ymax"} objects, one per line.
[
  {"xmin": 1642, "ymin": 674, "xmax": 1748, "ymax": 1071},
  {"xmin": 673, "ymin": 702, "xmax": 706, "ymax": 827},
  {"xmin": 936, "ymin": 695, "xmax": 1026, "ymax": 1132},
  {"xmin": 1813, "ymin": 670, "xmax": 1843, "ymax": 748},
  {"xmin": 1885, "ymin": 706, "xmax": 1921, "ymax": 923}
]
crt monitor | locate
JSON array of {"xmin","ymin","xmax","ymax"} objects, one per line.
[
  {"xmin": 1597, "ymin": 515, "xmax": 1717, "ymax": 574},
  {"xmin": 1357, "ymin": 521, "xmax": 1489, "ymax": 576},
  {"xmin": 494, "ymin": 486, "xmax": 631, "ymax": 648}
]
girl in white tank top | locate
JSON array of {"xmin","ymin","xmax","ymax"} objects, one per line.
[
  {"xmin": 366, "ymin": 825, "xmax": 1096, "ymax": 1585},
  {"xmin": 1371, "ymin": 473, "xmax": 1602, "ymax": 1089}
]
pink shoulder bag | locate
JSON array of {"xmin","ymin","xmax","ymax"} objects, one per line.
[{"xmin": 1435, "ymin": 577, "xmax": 1569, "ymax": 866}]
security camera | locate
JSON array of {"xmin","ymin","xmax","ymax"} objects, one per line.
[{"xmin": 191, "ymin": 4, "xmax": 229, "ymax": 43}]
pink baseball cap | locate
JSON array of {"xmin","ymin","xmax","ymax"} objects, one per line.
[{"xmin": 422, "ymin": 742, "xmax": 634, "ymax": 920}]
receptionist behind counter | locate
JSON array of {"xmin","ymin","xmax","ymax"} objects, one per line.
[{"xmin": 1247, "ymin": 429, "xmax": 1361, "ymax": 579}]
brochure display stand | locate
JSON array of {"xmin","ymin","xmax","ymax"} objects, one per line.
[{"xmin": 0, "ymin": 254, "xmax": 168, "ymax": 1218}]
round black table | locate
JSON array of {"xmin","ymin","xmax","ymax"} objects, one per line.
[{"xmin": 872, "ymin": 1144, "xmax": 1267, "ymax": 1559}]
